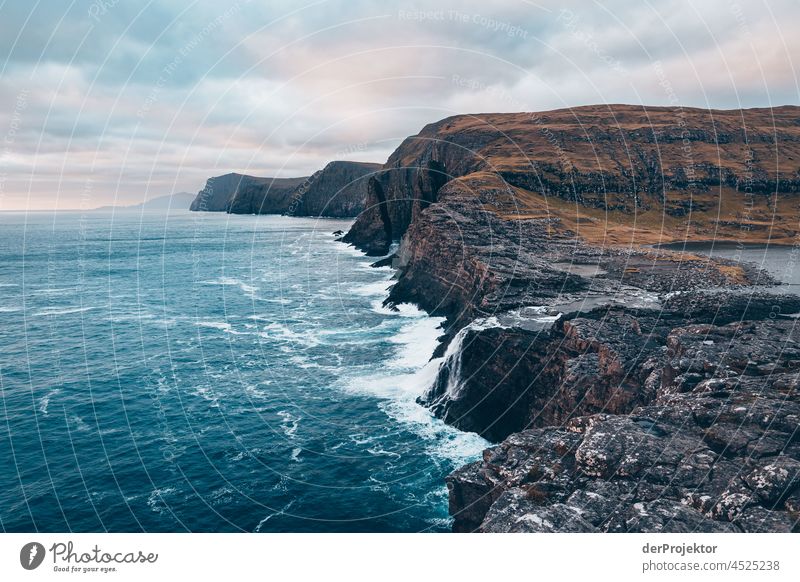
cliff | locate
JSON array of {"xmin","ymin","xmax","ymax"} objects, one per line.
[
  {"xmin": 227, "ymin": 176, "xmax": 309, "ymax": 214},
  {"xmin": 190, "ymin": 161, "xmax": 380, "ymax": 217},
  {"xmin": 342, "ymin": 104, "xmax": 800, "ymax": 532},
  {"xmin": 447, "ymin": 313, "xmax": 800, "ymax": 532},
  {"xmin": 188, "ymin": 173, "xmax": 308, "ymax": 213},
  {"xmin": 287, "ymin": 161, "xmax": 381, "ymax": 217},
  {"xmin": 344, "ymin": 104, "xmax": 800, "ymax": 255}
]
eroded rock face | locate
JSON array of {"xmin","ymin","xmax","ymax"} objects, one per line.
[
  {"xmin": 189, "ymin": 161, "xmax": 380, "ymax": 216},
  {"xmin": 447, "ymin": 320, "xmax": 800, "ymax": 533},
  {"xmin": 337, "ymin": 105, "xmax": 800, "ymax": 532},
  {"xmin": 287, "ymin": 161, "xmax": 381, "ymax": 217},
  {"xmin": 189, "ymin": 173, "xmax": 307, "ymax": 213},
  {"xmin": 227, "ymin": 176, "xmax": 308, "ymax": 214},
  {"xmin": 344, "ymin": 105, "xmax": 800, "ymax": 255},
  {"xmin": 420, "ymin": 309, "xmax": 669, "ymax": 442}
]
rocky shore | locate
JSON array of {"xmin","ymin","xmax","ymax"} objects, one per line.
[{"xmin": 342, "ymin": 104, "xmax": 800, "ymax": 532}]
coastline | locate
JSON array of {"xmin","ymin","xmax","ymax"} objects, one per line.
[{"xmin": 338, "ymin": 105, "xmax": 800, "ymax": 533}]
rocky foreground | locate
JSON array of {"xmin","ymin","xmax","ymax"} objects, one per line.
[{"xmin": 343, "ymin": 104, "xmax": 800, "ymax": 532}]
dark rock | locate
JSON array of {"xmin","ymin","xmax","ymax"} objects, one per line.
[
  {"xmin": 447, "ymin": 320, "xmax": 800, "ymax": 532},
  {"xmin": 606, "ymin": 500, "xmax": 738, "ymax": 533},
  {"xmin": 370, "ymin": 254, "xmax": 397, "ymax": 269},
  {"xmin": 190, "ymin": 161, "xmax": 381, "ymax": 216},
  {"xmin": 743, "ymin": 457, "xmax": 800, "ymax": 507},
  {"xmin": 480, "ymin": 491, "xmax": 597, "ymax": 532},
  {"xmin": 335, "ymin": 105, "xmax": 800, "ymax": 532},
  {"xmin": 189, "ymin": 173, "xmax": 307, "ymax": 212},
  {"xmin": 420, "ymin": 308, "xmax": 669, "ymax": 442},
  {"xmin": 285, "ymin": 161, "xmax": 381, "ymax": 217},
  {"xmin": 732, "ymin": 507, "xmax": 798, "ymax": 533}
]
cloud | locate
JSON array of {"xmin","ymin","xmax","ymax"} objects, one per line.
[{"xmin": 0, "ymin": 0, "xmax": 798, "ymax": 209}]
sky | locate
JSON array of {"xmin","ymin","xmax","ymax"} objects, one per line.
[{"xmin": 0, "ymin": 0, "xmax": 798, "ymax": 209}]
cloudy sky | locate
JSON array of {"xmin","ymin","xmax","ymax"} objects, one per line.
[{"xmin": 0, "ymin": 0, "xmax": 798, "ymax": 209}]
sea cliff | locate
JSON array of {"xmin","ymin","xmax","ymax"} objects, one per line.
[
  {"xmin": 188, "ymin": 173, "xmax": 307, "ymax": 213},
  {"xmin": 343, "ymin": 104, "xmax": 800, "ymax": 532},
  {"xmin": 189, "ymin": 161, "xmax": 380, "ymax": 217}
]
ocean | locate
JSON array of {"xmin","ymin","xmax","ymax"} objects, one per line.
[{"xmin": 0, "ymin": 210, "xmax": 487, "ymax": 532}]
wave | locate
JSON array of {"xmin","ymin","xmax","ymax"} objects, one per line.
[
  {"xmin": 246, "ymin": 314, "xmax": 270, "ymax": 322},
  {"xmin": 195, "ymin": 320, "xmax": 251, "ymax": 335},
  {"xmin": 369, "ymin": 299, "xmax": 428, "ymax": 318},
  {"xmin": 259, "ymin": 322, "xmax": 321, "ymax": 347},
  {"xmin": 192, "ymin": 384, "xmax": 220, "ymax": 408},
  {"xmin": 356, "ymin": 260, "xmax": 392, "ymax": 272},
  {"xmin": 29, "ymin": 287, "xmax": 76, "ymax": 297},
  {"xmin": 277, "ymin": 410, "xmax": 301, "ymax": 438},
  {"xmin": 345, "ymin": 367, "xmax": 488, "ymax": 465},
  {"xmin": 253, "ymin": 499, "xmax": 296, "ymax": 532},
  {"xmin": 341, "ymin": 301, "xmax": 488, "ymax": 465},
  {"xmin": 288, "ymin": 354, "xmax": 321, "ymax": 369},
  {"xmin": 388, "ymin": 316, "xmax": 445, "ymax": 369},
  {"xmin": 333, "ymin": 242, "xmax": 368, "ymax": 258},
  {"xmin": 351, "ymin": 279, "xmax": 393, "ymax": 297},
  {"xmin": 68, "ymin": 414, "xmax": 91, "ymax": 432},
  {"xmin": 32, "ymin": 305, "xmax": 96, "ymax": 317},
  {"xmin": 195, "ymin": 321, "xmax": 233, "ymax": 332},
  {"xmin": 290, "ymin": 447, "xmax": 302, "ymax": 462},
  {"xmin": 244, "ymin": 382, "xmax": 271, "ymax": 399},
  {"xmin": 202, "ymin": 276, "xmax": 260, "ymax": 300},
  {"xmin": 209, "ymin": 486, "xmax": 234, "ymax": 506},
  {"xmin": 147, "ymin": 486, "xmax": 178, "ymax": 514},
  {"xmin": 38, "ymin": 388, "xmax": 61, "ymax": 415}
]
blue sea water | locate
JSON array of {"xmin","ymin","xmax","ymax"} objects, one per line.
[{"xmin": 0, "ymin": 210, "xmax": 487, "ymax": 532}]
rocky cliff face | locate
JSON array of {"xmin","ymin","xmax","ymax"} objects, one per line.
[
  {"xmin": 190, "ymin": 161, "xmax": 380, "ymax": 216},
  {"xmin": 448, "ymin": 317, "xmax": 800, "ymax": 532},
  {"xmin": 345, "ymin": 105, "xmax": 800, "ymax": 254},
  {"xmin": 342, "ymin": 104, "xmax": 800, "ymax": 532},
  {"xmin": 288, "ymin": 161, "xmax": 381, "ymax": 217},
  {"xmin": 188, "ymin": 173, "xmax": 308, "ymax": 213},
  {"xmin": 227, "ymin": 176, "xmax": 308, "ymax": 214}
]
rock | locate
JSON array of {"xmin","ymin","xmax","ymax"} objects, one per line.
[
  {"xmin": 784, "ymin": 490, "xmax": 800, "ymax": 519},
  {"xmin": 480, "ymin": 491, "xmax": 597, "ymax": 532},
  {"xmin": 564, "ymin": 486, "xmax": 624, "ymax": 527},
  {"xmin": 336, "ymin": 104, "xmax": 800, "ymax": 532},
  {"xmin": 189, "ymin": 173, "xmax": 307, "ymax": 212},
  {"xmin": 421, "ymin": 324, "xmax": 559, "ymax": 441},
  {"xmin": 743, "ymin": 457, "xmax": 800, "ymax": 507},
  {"xmin": 344, "ymin": 105, "xmax": 800, "ymax": 256},
  {"xmin": 733, "ymin": 507, "xmax": 798, "ymax": 533},
  {"xmin": 285, "ymin": 161, "xmax": 381, "ymax": 217},
  {"xmin": 446, "ymin": 320, "xmax": 800, "ymax": 532},
  {"xmin": 190, "ymin": 161, "xmax": 380, "ymax": 216},
  {"xmin": 445, "ymin": 461, "xmax": 496, "ymax": 533},
  {"xmin": 607, "ymin": 500, "xmax": 738, "ymax": 533},
  {"xmin": 420, "ymin": 308, "xmax": 669, "ymax": 442}
]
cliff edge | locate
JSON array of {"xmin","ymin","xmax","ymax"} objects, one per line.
[
  {"xmin": 343, "ymin": 104, "xmax": 800, "ymax": 532},
  {"xmin": 188, "ymin": 173, "xmax": 307, "ymax": 213},
  {"xmin": 288, "ymin": 161, "xmax": 381, "ymax": 217},
  {"xmin": 189, "ymin": 161, "xmax": 381, "ymax": 217}
]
